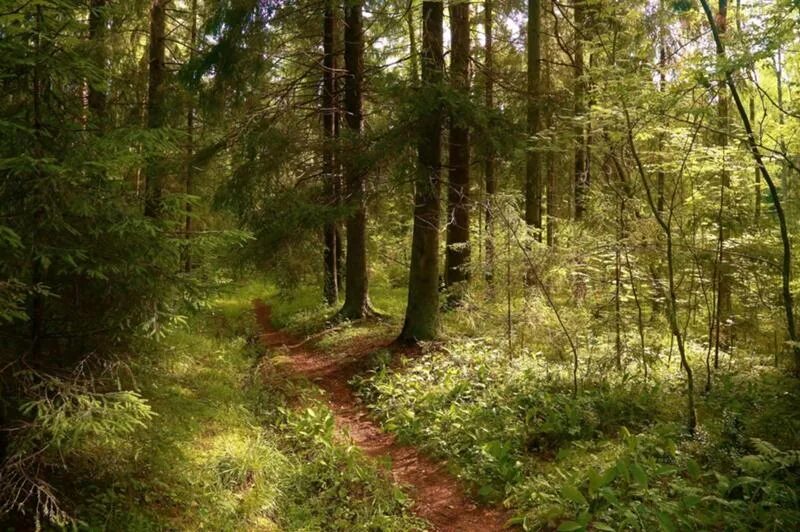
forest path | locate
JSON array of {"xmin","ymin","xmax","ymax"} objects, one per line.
[{"xmin": 253, "ymin": 300, "xmax": 510, "ymax": 532}]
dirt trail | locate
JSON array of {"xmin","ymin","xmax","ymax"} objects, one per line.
[{"xmin": 253, "ymin": 300, "xmax": 510, "ymax": 532}]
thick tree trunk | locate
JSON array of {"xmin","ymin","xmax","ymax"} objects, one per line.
[
  {"xmin": 484, "ymin": 0, "xmax": 496, "ymax": 281},
  {"xmin": 322, "ymin": 0, "xmax": 340, "ymax": 304},
  {"xmin": 526, "ymin": 0, "xmax": 542, "ymax": 234},
  {"xmin": 144, "ymin": 0, "xmax": 170, "ymax": 218},
  {"xmin": 444, "ymin": 0, "xmax": 471, "ymax": 294},
  {"xmin": 339, "ymin": 0, "xmax": 372, "ymax": 319},
  {"xmin": 400, "ymin": 1, "xmax": 443, "ymax": 342}
]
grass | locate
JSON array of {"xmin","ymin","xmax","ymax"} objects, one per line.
[{"xmin": 62, "ymin": 279, "xmax": 425, "ymax": 531}]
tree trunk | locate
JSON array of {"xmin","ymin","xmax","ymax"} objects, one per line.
[
  {"xmin": 624, "ymin": 109, "xmax": 697, "ymax": 434},
  {"xmin": 544, "ymin": 5, "xmax": 556, "ymax": 247},
  {"xmin": 776, "ymin": 47, "xmax": 788, "ymax": 197},
  {"xmin": 657, "ymin": 0, "xmax": 666, "ymax": 213},
  {"xmin": 144, "ymin": 0, "xmax": 170, "ymax": 218},
  {"xmin": 699, "ymin": 0, "xmax": 800, "ymax": 373},
  {"xmin": 714, "ymin": 0, "xmax": 731, "ymax": 367},
  {"xmin": 573, "ymin": 0, "xmax": 588, "ymax": 221},
  {"xmin": 88, "ymin": 0, "xmax": 107, "ymax": 127},
  {"xmin": 184, "ymin": 0, "xmax": 197, "ymax": 273},
  {"xmin": 526, "ymin": 0, "xmax": 542, "ymax": 235},
  {"xmin": 407, "ymin": 0, "xmax": 419, "ymax": 84},
  {"xmin": 400, "ymin": 1, "xmax": 443, "ymax": 342},
  {"xmin": 444, "ymin": 0, "xmax": 471, "ymax": 295},
  {"xmin": 484, "ymin": 0, "xmax": 496, "ymax": 281},
  {"xmin": 339, "ymin": 0, "xmax": 372, "ymax": 319},
  {"xmin": 322, "ymin": 0, "xmax": 340, "ymax": 304}
]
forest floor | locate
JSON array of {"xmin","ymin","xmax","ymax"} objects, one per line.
[{"xmin": 253, "ymin": 299, "xmax": 510, "ymax": 532}]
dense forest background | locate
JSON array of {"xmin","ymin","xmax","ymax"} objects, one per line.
[{"xmin": 2, "ymin": 0, "xmax": 800, "ymax": 529}]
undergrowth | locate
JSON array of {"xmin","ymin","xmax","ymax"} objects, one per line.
[
  {"xmin": 353, "ymin": 339, "xmax": 800, "ymax": 530},
  {"xmin": 54, "ymin": 280, "xmax": 424, "ymax": 531},
  {"xmin": 266, "ymin": 278, "xmax": 800, "ymax": 531}
]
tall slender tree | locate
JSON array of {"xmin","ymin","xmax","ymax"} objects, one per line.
[
  {"xmin": 699, "ymin": 0, "xmax": 800, "ymax": 373},
  {"xmin": 713, "ymin": 0, "xmax": 732, "ymax": 367},
  {"xmin": 88, "ymin": 0, "xmax": 107, "ymax": 126},
  {"xmin": 339, "ymin": 0, "xmax": 372, "ymax": 319},
  {"xmin": 407, "ymin": 0, "xmax": 419, "ymax": 84},
  {"xmin": 526, "ymin": 0, "xmax": 543, "ymax": 236},
  {"xmin": 544, "ymin": 7, "xmax": 557, "ymax": 247},
  {"xmin": 484, "ymin": 0, "xmax": 496, "ymax": 279},
  {"xmin": 184, "ymin": 0, "xmax": 198, "ymax": 273},
  {"xmin": 400, "ymin": 0, "xmax": 444, "ymax": 341},
  {"xmin": 144, "ymin": 0, "xmax": 170, "ymax": 218},
  {"xmin": 322, "ymin": 0, "xmax": 341, "ymax": 304},
  {"xmin": 573, "ymin": 0, "xmax": 588, "ymax": 221},
  {"xmin": 444, "ymin": 0, "xmax": 471, "ymax": 294}
]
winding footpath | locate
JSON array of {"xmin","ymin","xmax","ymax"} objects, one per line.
[{"xmin": 253, "ymin": 300, "xmax": 510, "ymax": 532}]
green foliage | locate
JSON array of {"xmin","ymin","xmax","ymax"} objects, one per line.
[{"xmin": 17, "ymin": 281, "xmax": 426, "ymax": 530}]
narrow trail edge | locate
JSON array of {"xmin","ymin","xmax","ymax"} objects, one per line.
[{"xmin": 253, "ymin": 300, "xmax": 510, "ymax": 532}]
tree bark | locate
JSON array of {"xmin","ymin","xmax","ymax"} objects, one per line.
[
  {"xmin": 339, "ymin": 0, "xmax": 372, "ymax": 319},
  {"xmin": 526, "ymin": 0, "xmax": 542, "ymax": 234},
  {"xmin": 484, "ymin": 0, "xmax": 496, "ymax": 281},
  {"xmin": 144, "ymin": 0, "xmax": 170, "ymax": 218},
  {"xmin": 323, "ymin": 0, "xmax": 340, "ymax": 304},
  {"xmin": 407, "ymin": 0, "xmax": 419, "ymax": 84},
  {"xmin": 444, "ymin": 0, "xmax": 471, "ymax": 295},
  {"xmin": 657, "ymin": 0, "xmax": 666, "ymax": 213},
  {"xmin": 714, "ymin": 0, "xmax": 731, "ymax": 367},
  {"xmin": 544, "ymin": 4, "xmax": 557, "ymax": 247},
  {"xmin": 88, "ymin": 0, "xmax": 107, "ymax": 127},
  {"xmin": 573, "ymin": 0, "xmax": 588, "ymax": 221},
  {"xmin": 184, "ymin": 0, "xmax": 197, "ymax": 273},
  {"xmin": 400, "ymin": 1, "xmax": 443, "ymax": 342}
]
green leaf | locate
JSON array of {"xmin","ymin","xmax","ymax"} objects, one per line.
[
  {"xmin": 558, "ymin": 521, "xmax": 585, "ymax": 532},
  {"xmin": 617, "ymin": 458, "xmax": 630, "ymax": 483},
  {"xmin": 631, "ymin": 462, "xmax": 648, "ymax": 487},
  {"xmin": 600, "ymin": 466, "xmax": 617, "ymax": 487},
  {"xmin": 561, "ymin": 484, "xmax": 588, "ymax": 506},
  {"xmin": 655, "ymin": 465, "xmax": 679, "ymax": 476},
  {"xmin": 686, "ymin": 459, "xmax": 701, "ymax": 480},
  {"xmin": 682, "ymin": 494, "xmax": 701, "ymax": 508},
  {"xmin": 657, "ymin": 511, "xmax": 677, "ymax": 532}
]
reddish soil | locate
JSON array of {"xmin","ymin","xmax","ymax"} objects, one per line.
[{"xmin": 253, "ymin": 300, "xmax": 511, "ymax": 532}]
